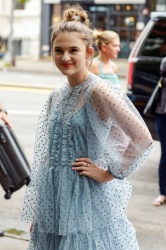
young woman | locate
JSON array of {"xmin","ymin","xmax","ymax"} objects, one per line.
[
  {"xmin": 90, "ymin": 30, "xmax": 121, "ymax": 87},
  {"xmin": 22, "ymin": 7, "xmax": 153, "ymax": 250}
]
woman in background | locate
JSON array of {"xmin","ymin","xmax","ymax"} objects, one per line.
[
  {"xmin": 153, "ymin": 57, "xmax": 166, "ymax": 206},
  {"xmin": 90, "ymin": 30, "xmax": 121, "ymax": 87}
]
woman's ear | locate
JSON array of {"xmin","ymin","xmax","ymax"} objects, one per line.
[
  {"xmin": 101, "ymin": 43, "xmax": 107, "ymax": 52},
  {"xmin": 86, "ymin": 47, "xmax": 94, "ymax": 59}
]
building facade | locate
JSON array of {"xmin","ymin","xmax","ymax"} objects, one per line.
[
  {"xmin": 0, "ymin": 0, "xmax": 41, "ymax": 59},
  {"xmin": 41, "ymin": 0, "xmax": 155, "ymax": 58},
  {"xmin": 0, "ymin": 0, "xmax": 165, "ymax": 59}
]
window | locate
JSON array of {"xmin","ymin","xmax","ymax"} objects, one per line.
[{"xmin": 139, "ymin": 19, "xmax": 166, "ymax": 57}]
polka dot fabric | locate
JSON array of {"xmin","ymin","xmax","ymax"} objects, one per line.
[{"xmin": 22, "ymin": 73, "xmax": 153, "ymax": 250}]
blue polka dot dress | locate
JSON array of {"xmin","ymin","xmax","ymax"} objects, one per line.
[{"xmin": 22, "ymin": 73, "xmax": 153, "ymax": 250}]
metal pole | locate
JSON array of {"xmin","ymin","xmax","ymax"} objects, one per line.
[
  {"xmin": 8, "ymin": 0, "xmax": 14, "ymax": 53},
  {"xmin": 5, "ymin": 0, "xmax": 15, "ymax": 66}
]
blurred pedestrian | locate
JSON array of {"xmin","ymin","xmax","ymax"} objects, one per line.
[
  {"xmin": 0, "ymin": 41, "xmax": 6, "ymax": 59},
  {"xmin": 22, "ymin": 6, "xmax": 153, "ymax": 250},
  {"xmin": 153, "ymin": 57, "xmax": 166, "ymax": 206},
  {"xmin": 89, "ymin": 30, "xmax": 121, "ymax": 88}
]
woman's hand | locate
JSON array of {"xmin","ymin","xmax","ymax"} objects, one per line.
[
  {"xmin": 72, "ymin": 158, "xmax": 114, "ymax": 183},
  {"xmin": 0, "ymin": 111, "xmax": 13, "ymax": 129},
  {"xmin": 30, "ymin": 223, "xmax": 33, "ymax": 233}
]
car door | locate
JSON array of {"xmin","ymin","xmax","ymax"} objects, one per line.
[{"xmin": 127, "ymin": 16, "xmax": 166, "ymax": 140}]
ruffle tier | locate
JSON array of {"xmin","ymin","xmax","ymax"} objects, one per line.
[{"xmin": 28, "ymin": 219, "xmax": 139, "ymax": 250}]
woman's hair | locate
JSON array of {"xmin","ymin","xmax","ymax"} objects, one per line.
[
  {"xmin": 51, "ymin": 7, "xmax": 93, "ymax": 52},
  {"xmin": 93, "ymin": 30, "xmax": 119, "ymax": 51}
]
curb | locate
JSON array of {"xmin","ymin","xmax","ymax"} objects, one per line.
[
  {"xmin": 2, "ymin": 233, "xmax": 29, "ymax": 241},
  {"xmin": 0, "ymin": 226, "xmax": 29, "ymax": 241},
  {"xmin": 0, "ymin": 66, "xmax": 59, "ymax": 76},
  {"xmin": 0, "ymin": 82, "xmax": 56, "ymax": 90}
]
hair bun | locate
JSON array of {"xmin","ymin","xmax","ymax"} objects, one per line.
[
  {"xmin": 62, "ymin": 7, "xmax": 90, "ymax": 28},
  {"xmin": 92, "ymin": 30, "xmax": 103, "ymax": 41}
]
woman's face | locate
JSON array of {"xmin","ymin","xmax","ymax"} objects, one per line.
[
  {"xmin": 52, "ymin": 32, "xmax": 91, "ymax": 78},
  {"xmin": 102, "ymin": 37, "xmax": 120, "ymax": 59}
]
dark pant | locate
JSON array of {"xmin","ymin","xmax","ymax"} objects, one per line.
[{"xmin": 155, "ymin": 114, "xmax": 166, "ymax": 195}]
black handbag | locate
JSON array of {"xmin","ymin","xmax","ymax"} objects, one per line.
[{"xmin": 143, "ymin": 77, "xmax": 163, "ymax": 118}]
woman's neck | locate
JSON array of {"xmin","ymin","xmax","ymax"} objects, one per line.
[
  {"xmin": 98, "ymin": 54, "xmax": 111, "ymax": 64},
  {"xmin": 68, "ymin": 70, "xmax": 89, "ymax": 87}
]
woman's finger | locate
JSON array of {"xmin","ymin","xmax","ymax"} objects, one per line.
[
  {"xmin": 72, "ymin": 166, "xmax": 89, "ymax": 172},
  {"xmin": 30, "ymin": 223, "xmax": 33, "ymax": 233},
  {"xmin": 75, "ymin": 158, "xmax": 91, "ymax": 163},
  {"xmin": 72, "ymin": 161, "xmax": 89, "ymax": 167},
  {"xmin": 78, "ymin": 170, "xmax": 90, "ymax": 176}
]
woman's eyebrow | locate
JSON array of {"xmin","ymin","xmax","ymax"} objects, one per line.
[{"xmin": 54, "ymin": 46, "xmax": 79, "ymax": 49}]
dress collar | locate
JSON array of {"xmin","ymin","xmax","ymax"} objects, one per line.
[{"xmin": 66, "ymin": 72, "xmax": 94, "ymax": 90}]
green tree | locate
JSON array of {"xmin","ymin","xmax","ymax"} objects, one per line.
[{"xmin": 18, "ymin": 0, "xmax": 29, "ymax": 4}]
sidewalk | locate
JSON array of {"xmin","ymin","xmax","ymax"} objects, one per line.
[
  {"xmin": 0, "ymin": 57, "xmax": 128, "ymax": 78},
  {"xmin": 1, "ymin": 235, "xmax": 28, "ymax": 250}
]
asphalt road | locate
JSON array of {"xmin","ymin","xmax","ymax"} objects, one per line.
[{"xmin": 0, "ymin": 70, "xmax": 127, "ymax": 91}]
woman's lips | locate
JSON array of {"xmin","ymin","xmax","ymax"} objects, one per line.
[{"xmin": 62, "ymin": 63, "xmax": 73, "ymax": 68}]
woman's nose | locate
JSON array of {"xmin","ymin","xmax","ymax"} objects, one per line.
[{"xmin": 61, "ymin": 52, "xmax": 70, "ymax": 61}]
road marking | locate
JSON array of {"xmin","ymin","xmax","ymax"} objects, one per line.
[
  {"xmin": 0, "ymin": 85, "xmax": 60, "ymax": 93},
  {"xmin": 8, "ymin": 110, "xmax": 40, "ymax": 116}
]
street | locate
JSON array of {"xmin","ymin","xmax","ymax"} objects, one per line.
[
  {"xmin": 0, "ymin": 71, "xmax": 166, "ymax": 250},
  {"xmin": 0, "ymin": 70, "xmax": 67, "ymax": 89},
  {"xmin": 0, "ymin": 70, "xmax": 127, "ymax": 91}
]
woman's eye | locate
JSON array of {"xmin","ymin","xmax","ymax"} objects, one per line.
[
  {"xmin": 54, "ymin": 49, "xmax": 63, "ymax": 53},
  {"xmin": 71, "ymin": 49, "xmax": 78, "ymax": 53}
]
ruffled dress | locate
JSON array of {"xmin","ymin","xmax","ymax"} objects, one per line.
[{"xmin": 22, "ymin": 73, "xmax": 153, "ymax": 250}]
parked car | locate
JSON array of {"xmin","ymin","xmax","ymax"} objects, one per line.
[{"xmin": 127, "ymin": 12, "xmax": 166, "ymax": 140}]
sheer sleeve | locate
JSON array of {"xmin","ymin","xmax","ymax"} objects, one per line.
[
  {"xmin": 21, "ymin": 88, "xmax": 63, "ymax": 223},
  {"xmin": 86, "ymin": 78, "xmax": 153, "ymax": 179}
]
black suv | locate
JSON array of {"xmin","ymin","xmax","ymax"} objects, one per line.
[{"xmin": 127, "ymin": 12, "xmax": 166, "ymax": 140}]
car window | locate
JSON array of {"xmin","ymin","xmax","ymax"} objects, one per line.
[{"xmin": 139, "ymin": 19, "xmax": 166, "ymax": 57}]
